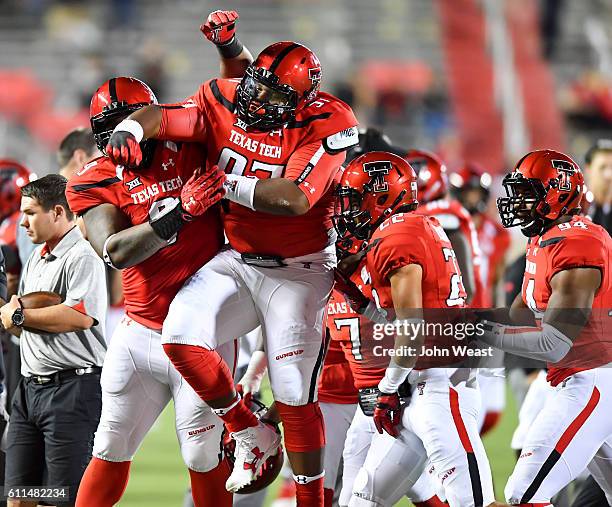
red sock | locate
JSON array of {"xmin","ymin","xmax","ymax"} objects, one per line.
[
  {"xmin": 220, "ymin": 394, "xmax": 259, "ymax": 433},
  {"xmin": 163, "ymin": 344, "xmax": 234, "ymax": 400},
  {"xmin": 323, "ymin": 487, "xmax": 334, "ymax": 507},
  {"xmin": 75, "ymin": 457, "xmax": 131, "ymax": 507},
  {"xmin": 189, "ymin": 461, "xmax": 233, "ymax": 507},
  {"xmin": 163, "ymin": 344, "xmax": 257, "ymax": 433},
  {"xmin": 295, "ymin": 476, "xmax": 324, "ymax": 507},
  {"xmin": 480, "ymin": 411, "xmax": 502, "ymax": 436},
  {"xmin": 414, "ymin": 495, "xmax": 447, "ymax": 507}
]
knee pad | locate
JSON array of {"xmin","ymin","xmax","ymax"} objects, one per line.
[
  {"xmin": 276, "ymin": 401, "xmax": 325, "ymax": 453},
  {"xmin": 93, "ymin": 426, "xmax": 134, "ymax": 462},
  {"xmin": 180, "ymin": 423, "xmax": 223, "ymax": 473},
  {"xmin": 349, "ymin": 468, "xmax": 385, "ymax": 507}
]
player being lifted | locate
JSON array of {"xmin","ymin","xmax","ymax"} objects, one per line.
[
  {"xmin": 476, "ymin": 149, "xmax": 612, "ymax": 506},
  {"xmin": 334, "ymin": 151, "xmax": 497, "ymax": 507},
  {"xmin": 106, "ymin": 23, "xmax": 359, "ymax": 507},
  {"xmin": 65, "ymin": 13, "xmax": 258, "ymax": 507}
]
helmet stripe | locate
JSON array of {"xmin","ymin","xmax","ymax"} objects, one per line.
[
  {"xmin": 108, "ymin": 77, "xmax": 118, "ymax": 103},
  {"xmin": 268, "ymin": 43, "xmax": 300, "ymax": 74}
]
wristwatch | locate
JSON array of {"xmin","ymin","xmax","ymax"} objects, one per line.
[{"xmin": 11, "ymin": 299, "xmax": 25, "ymax": 328}]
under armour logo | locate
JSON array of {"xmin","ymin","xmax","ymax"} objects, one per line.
[
  {"xmin": 295, "ymin": 475, "xmax": 308, "ymax": 484},
  {"xmin": 161, "ymin": 158, "xmax": 175, "ymax": 171},
  {"xmin": 268, "ymin": 129, "xmax": 283, "ymax": 137}
]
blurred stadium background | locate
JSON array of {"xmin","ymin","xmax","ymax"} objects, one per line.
[{"xmin": 1, "ymin": 0, "xmax": 612, "ymax": 505}]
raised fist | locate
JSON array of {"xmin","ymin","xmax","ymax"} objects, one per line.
[
  {"xmin": 180, "ymin": 165, "xmax": 226, "ymax": 217},
  {"xmin": 200, "ymin": 10, "xmax": 239, "ymax": 45},
  {"xmin": 106, "ymin": 131, "xmax": 142, "ymax": 168}
]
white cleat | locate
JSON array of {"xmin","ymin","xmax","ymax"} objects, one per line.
[{"xmin": 225, "ymin": 421, "xmax": 282, "ymax": 493}]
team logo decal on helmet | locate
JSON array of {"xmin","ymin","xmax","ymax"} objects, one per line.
[{"xmin": 363, "ymin": 160, "xmax": 392, "ymax": 193}]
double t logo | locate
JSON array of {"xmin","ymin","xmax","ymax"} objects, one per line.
[
  {"xmin": 363, "ymin": 160, "xmax": 392, "ymax": 193},
  {"xmin": 551, "ymin": 159, "xmax": 576, "ymax": 191}
]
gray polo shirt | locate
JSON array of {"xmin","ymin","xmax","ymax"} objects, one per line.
[{"xmin": 18, "ymin": 226, "xmax": 107, "ymax": 376}]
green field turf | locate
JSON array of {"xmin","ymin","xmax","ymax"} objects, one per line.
[{"xmin": 119, "ymin": 387, "xmax": 518, "ymax": 506}]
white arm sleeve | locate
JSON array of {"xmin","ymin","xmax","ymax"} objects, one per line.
[{"xmin": 480, "ymin": 321, "xmax": 573, "ymax": 363}]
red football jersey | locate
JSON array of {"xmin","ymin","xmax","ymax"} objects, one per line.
[
  {"xmin": 66, "ymin": 142, "xmax": 224, "ymax": 329},
  {"xmin": 326, "ymin": 261, "xmax": 392, "ymax": 390},
  {"xmin": 366, "ymin": 212, "xmax": 467, "ymax": 310},
  {"xmin": 477, "ymin": 214, "xmax": 511, "ymax": 307},
  {"xmin": 522, "ymin": 215, "xmax": 612, "ymax": 385},
  {"xmin": 0, "ymin": 211, "xmax": 21, "ymax": 274},
  {"xmin": 416, "ymin": 198, "xmax": 485, "ymax": 307},
  {"xmin": 318, "ymin": 337, "xmax": 358, "ymax": 404},
  {"xmin": 161, "ymin": 78, "xmax": 358, "ymax": 258}
]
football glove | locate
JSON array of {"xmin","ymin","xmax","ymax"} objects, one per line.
[
  {"xmin": 373, "ymin": 391, "xmax": 401, "ymax": 437},
  {"xmin": 200, "ymin": 10, "xmax": 239, "ymax": 45},
  {"xmin": 106, "ymin": 131, "xmax": 142, "ymax": 168},
  {"xmin": 333, "ymin": 268, "xmax": 369, "ymax": 312},
  {"xmin": 180, "ymin": 165, "xmax": 226, "ymax": 217}
]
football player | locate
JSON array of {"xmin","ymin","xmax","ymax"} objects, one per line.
[
  {"xmin": 408, "ymin": 149, "xmax": 485, "ymax": 307},
  {"xmin": 477, "ymin": 149, "xmax": 612, "ymax": 506},
  {"xmin": 66, "ymin": 77, "xmax": 229, "ymax": 507},
  {"xmin": 105, "ymin": 36, "xmax": 359, "ymax": 504},
  {"xmin": 329, "ymin": 252, "xmax": 445, "ymax": 507},
  {"xmin": 0, "ymin": 160, "xmax": 37, "ymax": 296},
  {"xmin": 334, "ymin": 151, "xmax": 496, "ymax": 507}
]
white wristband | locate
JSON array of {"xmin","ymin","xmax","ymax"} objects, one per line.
[
  {"xmin": 378, "ymin": 360, "xmax": 412, "ymax": 394},
  {"xmin": 114, "ymin": 119, "xmax": 144, "ymax": 143},
  {"xmin": 102, "ymin": 234, "xmax": 119, "ymax": 270},
  {"xmin": 224, "ymin": 174, "xmax": 257, "ymax": 210}
]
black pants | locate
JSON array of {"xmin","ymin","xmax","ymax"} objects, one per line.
[
  {"xmin": 5, "ymin": 373, "xmax": 102, "ymax": 506},
  {"xmin": 572, "ymin": 475, "xmax": 609, "ymax": 506}
]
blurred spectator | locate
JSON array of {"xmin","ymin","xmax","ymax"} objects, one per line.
[
  {"xmin": 71, "ymin": 52, "xmax": 113, "ymax": 110},
  {"xmin": 1, "ymin": 174, "xmax": 106, "ymax": 507},
  {"xmin": 137, "ymin": 40, "xmax": 169, "ymax": 102},
  {"xmin": 584, "ymin": 138, "xmax": 612, "ymax": 232},
  {"xmin": 539, "ymin": 0, "xmax": 565, "ymax": 59},
  {"xmin": 57, "ymin": 127, "xmax": 100, "ymax": 179},
  {"xmin": 560, "ymin": 70, "xmax": 612, "ymax": 129}
]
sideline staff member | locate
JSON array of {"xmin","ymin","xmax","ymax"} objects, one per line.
[{"xmin": 0, "ymin": 174, "xmax": 107, "ymax": 507}]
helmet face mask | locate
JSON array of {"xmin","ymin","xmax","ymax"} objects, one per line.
[
  {"xmin": 236, "ymin": 66, "xmax": 298, "ymax": 130},
  {"xmin": 497, "ymin": 174, "xmax": 544, "ymax": 236},
  {"xmin": 333, "ymin": 186, "xmax": 372, "ymax": 255},
  {"xmin": 90, "ymin": 101, "xmax": 150, "ymax": 155}
]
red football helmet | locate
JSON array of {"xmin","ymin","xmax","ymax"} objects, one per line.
[
  {"xmin": 449, "ymin": 162, "xmax": 493, "ymax": 214},
  {"xmin": 497, "ymin": 149, "xmax": 584, "ymax": 237},
  {"xmin": 90, "ymin": 77, "xmax": 158, "ymax": 164},
  {"xmin": 236, "ymin": 41, "xmax": 322, "ymax": 130},
  {"xmin": 405, "ymin": 149, "xmax": 449, "ymax": 203},
  {"xmin": 0, "ymin": 159, "xmax": 36, "ymax": 220},
  {"xmin": 222, "ymin": 397, "xmax": 284, "ymax": 494},
  {"xmin": 334, "ymin": 151, "xmax": 418, "ymax": 254}
]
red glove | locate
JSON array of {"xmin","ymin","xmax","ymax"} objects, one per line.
[
  {"xmin": 106, "ymin": 131, "xmax": 142, "ymax": 168},
  {"xmin": 200, "ymin": 10, "xmax": 239, "ymax": 45},
  {"xmin": 333, "ymin": 268, "xmax": 370, "ymax": 313},
  {"xmin": 373, "ymin": 391, "xmax": 401, "ymax": 437},
  {"xmin": 180, "ymin": 165, "xmax": 226, "ymax": 217}
]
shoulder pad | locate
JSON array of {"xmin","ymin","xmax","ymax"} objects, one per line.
[{"xmin": 323, "ymin": 126, "xmax": 359, "ymax": 154}]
